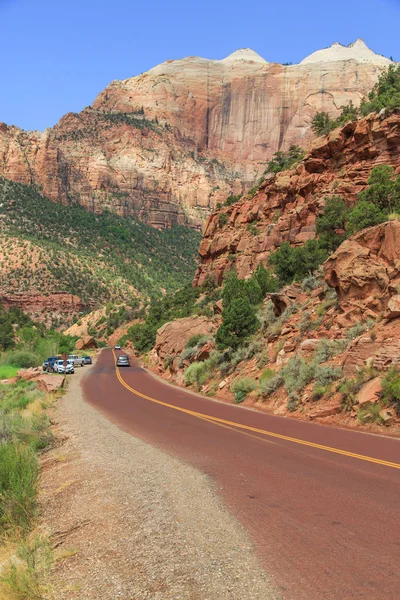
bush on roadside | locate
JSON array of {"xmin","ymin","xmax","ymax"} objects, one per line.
[{"xmin": 230, "ymin": 377, "xmax": 257, "ymax": 403}]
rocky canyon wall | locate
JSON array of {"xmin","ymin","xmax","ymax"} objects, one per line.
[{"xmin": 0, "ymin": 40, "xmax": 394, "ymax": 228}]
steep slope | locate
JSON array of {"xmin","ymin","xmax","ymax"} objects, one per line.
[
  {"xmin": 194, "ymin": 113, "xmax": 400, "ymax": 286},
  {"xmin": 0, "ymin": 40, "xmax": 393, "ymax": 228},
  {"xmin": 0, "ymin": 179, "xmax": 200, "ymax": 325}
]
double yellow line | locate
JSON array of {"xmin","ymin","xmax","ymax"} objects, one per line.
[{"xmin": 112, "ymin": 351, "xmax": 400, "ymax": 470}]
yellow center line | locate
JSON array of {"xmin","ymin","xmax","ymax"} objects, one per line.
[{"xmin": 112, "ymin": 351, "xmax": 400, "ymax": 470}]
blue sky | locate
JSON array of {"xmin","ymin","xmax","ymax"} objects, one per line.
[{"xmin": 1, "ymin": 0, "xmax": 399, "ymax": 131}]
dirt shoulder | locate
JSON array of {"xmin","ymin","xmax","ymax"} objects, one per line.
[{"xmin": 40, "ymin": 359, "xmax": 280, "ymax": 599}]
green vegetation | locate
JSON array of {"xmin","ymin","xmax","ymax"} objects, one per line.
[
  {"xmin": 0, "ymin": 179, "xmax": 201, "ymax": 306},
  {"xmin": 269, "ymin": 240, "xmax": 328, "ymax": 286},
  {"xmin": 311, "ymin": 102, "xmax": 359, "ymax": 137},
  {"xmin": 381, "ymin": 367, "xmax": 400, "ymax": 415},
  {"xmin": 216, "ymin": 296, "xmax": 260, "ymax": 350},
  {"xmin": 265, "ymin": 145, "xmax": 305, "ymax": 174},
  {"xmin": 230, "ymin": 377, "xmax": 257, "ymax": 403},
  {"xmin": 312, "ymin": 66, "xmax": 400, "ymax": 138},
  {"xmin": 0, "ymin": 300, "xmax": 76, "ymax": 367},
  {"xmin": 224, "ymin": 194, "xmax": 242, "ymax": 207},
  {"xmin": 360, "ymin": 64, "xmax": 400, "ymax": 115},
  {"xmin": 218, "ymin": 213, "xmax": 229, "ymax": 227},
  {"xmin": 315, "ymin": 196, "xmax": 348, "ymax": 252}
]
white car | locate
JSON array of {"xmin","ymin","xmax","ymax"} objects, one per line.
[
  {"xmin": 68, "ymin": 354, "xmax": 85, "ymax": 367},
  {"xmin": 114, "ymin": 345, "xmax": 121, "ymax": 350},
  {"xmin": 54, "ymin": 359, "xmax": 75, "ymax": 374}
]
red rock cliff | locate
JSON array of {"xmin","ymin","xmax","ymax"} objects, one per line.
[
  {"xmin": 194, "ymin": 113, "xmax": 400, "ymax": 286},
  {"xmin": 0, "ymin": 40, "xmax": 393, "ymax": 228}
]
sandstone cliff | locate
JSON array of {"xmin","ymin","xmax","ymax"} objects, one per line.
[
  {"xmin": 0, "ymin": 40, "xmax": 393, "ymax": 228},
  {"xmin": 194, "ymin": 113, "xmax": 400, "ymax": 286}
]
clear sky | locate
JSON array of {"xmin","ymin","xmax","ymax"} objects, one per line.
[{"xmin": 1, "ymin": 0, "xmax": 399, "ymax": 131}]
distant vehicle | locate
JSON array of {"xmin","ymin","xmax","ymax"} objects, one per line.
[
  {"xmin": 83, "ymin": 356, "xmax": 92, "ymax": 365},
  {"xmin": 114, "ymin": 345, "xmax": 121, "ymax": 350},
  {"xmin": 116, "ymin": 355, "xmax": 130, "ymax": 367},
  {"xmin": 42, "ymin": 356, "xmax": 60, "ymax": 373},
  {"xmin": 68, "ymin": 354, "xmax": 85, "ymax": 367},
  {"xmin": 55, "ymin": 359, "xmax": 75, "ymax": 374}
]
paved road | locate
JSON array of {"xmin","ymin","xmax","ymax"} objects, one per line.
[{"xmin": 83, "ymin": 349, "xmax": 400, "ymax": 600}]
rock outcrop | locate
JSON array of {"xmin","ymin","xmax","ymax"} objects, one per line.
[
  {"xmin": 0, "ymin": 40, "xmax": 393, "ymax": 228},
  {"xmin": 194, "ymin": 113, "xmax": 400, "ymax": 286},
  {"xmin": 154, "ymin": 316, "xmax": 216, "ymax": 363}
]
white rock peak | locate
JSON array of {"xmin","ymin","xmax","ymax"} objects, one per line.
[
  {"xmin": 300, "ymin": 38, "xmax": 392, "ymax": 66},
  {"xmin": 221, "ymin": 48, "xmax": 268, "ymax": 64}
]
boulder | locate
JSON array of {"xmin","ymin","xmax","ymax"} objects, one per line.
[
  {"xmin": 385, "ymin": 294, "xmax": 400, "ymax": 319},
  {"xmin": 379, "ymin": 409, "xmax": 395, "ymax": 426},
  {"xmin": 36, "ymin": 374, "xmax": 66, "ymax": 393},
  {"xmin": 299, "ymin": 339, "xmax": 320, "ymax": 354},
  {"xmin": 309, "ymin": 402, "xmax": 342, "ymax": 419},
  {"xmin": 324, "ymin": 222, "xmax": 400, "ymax": 309},
  {"xmin": 76, "ymin": 336, "xmax": 97, "ymax": 350},
  {"xmin": 17, "ymin": 367, "xmax": 41, "ymax": 381},
  {"xmin": 355, "ymin": 377, "xmax": 382, "ymax": 409},
  {"xmin": 155, "ymin": 316, "xmax": 216, "ymax": 362}
]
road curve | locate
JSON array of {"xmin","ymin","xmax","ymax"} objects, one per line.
[{"xmin": 83, "ymin": 349, "xmax": 400, "ymax": 600}]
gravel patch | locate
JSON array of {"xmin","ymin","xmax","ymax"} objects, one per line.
[{"xmin": 42, "ymin": 363, "xmax": 280, "ymax": 599}]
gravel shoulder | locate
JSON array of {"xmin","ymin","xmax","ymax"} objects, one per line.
[{"xmin": 40, "ymin": 359, "xmax": 280, "ymax": 599}]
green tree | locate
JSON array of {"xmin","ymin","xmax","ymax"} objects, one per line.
[
  {"xmin": 254, "ymin": 262, "xmax": 278, "ymax": 295},
  {"xmin": 244, "ymin": 277, "xmax": 263, "ymax": 305},
  {"xmin": 269, "ymin": 240, "xmax": 328, "ymax": 285},
  {"xmin": 337, "ymin": 101, "xmax": 359, "ymax": 125},
  {"xmin": 265, "ymin": 145, "xmax": 305, "ymax": 174},
  {"xmin": 358, "ymin": 165, "xmax": 400, "ymax": 213},
  {"xmin": 215, "ymin": 297, "xmax": 260, "ymax": 350},
  {"xmin": 311, "ymin": 112, "xmax": 336, "ymax": 137},
  {"xmin": 346, "ymin": 201, "xmax": 386, "ymax": 235},
  {"xmin": 222, "ymin": 271, "xmax": 246, "ymax": 308},
  {"xmin": 127, "ymin": 323, "xmax": 156, "ymax": 353},
  {"xmin": 316, "ymin": 196, "xmax": 349, "ymax": 252},
  {"xmin": 360, "ymin": 64, "xmax": 400, "ymax": 115}
]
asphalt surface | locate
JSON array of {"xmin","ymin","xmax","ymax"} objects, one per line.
[{"xmin": 82, "ymin": 349, "xmax": 400, "ymax": 600}]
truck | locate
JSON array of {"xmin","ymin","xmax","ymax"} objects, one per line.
[{"xmin": 68, "ymin": 354, "xmax": 85, "ymax": 367}]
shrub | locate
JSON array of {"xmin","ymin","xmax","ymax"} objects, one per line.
[
  {"xmin": 287, "ymin": 398, "xmax": 298, "ymax": 412},
  {"xmin": 224, "ymin": 195, "xmax": 242, "ymax": 207},
  {"xmin": 282, "ymin": 356, "xmax": 316, "ymax": 399},
  {"xmin": 265, "ymin": 146, "xmax": 305, "ymax": 174},
  {"xmin": 184, "ymin": 362, "xmax": 209, "ymax": 390},
  {"xmin": 230, "ymin": 377, "xmax": 257, "ymax": 403},
  {"xmin": 0, "ymin": 443, "xmax": 38, "ymax": 534},
  {"xmin": 254, "ymin": 262, "xmax": 278, "ymax": 295},
  {"xmin": 185, "ymin": 334, "xmax": 209, "ymax": 350},
  {"xmin": 259, "ymin": 373, "xmax": 284, "ymax": 398},
  {"xmin": 314, "ymin": 365, "xmax": 342, "ymax": 387},
  {"xmin": 3, "ymin": 352, "xmax": 40, "ymax": 369},
  {"xmin": 381, "ymin": 366, "xmax": 400, "ymax": 415},
  {"xmin": 244, "ymin": 277, "xmax": 263, "ymax": 305},
  {"xmin": 218, "ymin": 213, "xmax": 228, "ymax": 228},
  {"xmin": 345, "ymin": 320, "xmax": 373, "ymax": 340}
]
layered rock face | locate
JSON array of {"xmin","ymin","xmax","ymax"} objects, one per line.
[
  {"xmin": 0, "ymin": 40, "xmax": 393, "ymax": 228},
  {"xmin": 194, "ymin": 113, "xmax": 400, "ymax": 286}
]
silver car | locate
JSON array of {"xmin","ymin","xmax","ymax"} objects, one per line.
[{"xmin": 54, "ymin": 359, "xmax": 75, "ymax": 374}]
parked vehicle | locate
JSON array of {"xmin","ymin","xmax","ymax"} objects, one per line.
[
  {"xmin": 68, "ymin": 354, "xmax": 85, "ymax": 367},
  {"xmin": 42, "ymin": 356, "xmax": 60, "ymax": 373},
  {"xmin": 83, "ymin": 356, "xmax": 92, "ymax": 365},
  {"xmin": 114, "ymin": 344, "xmax": 121, "ymax": 350},
  {"xmin": 54, "ymin": 359, "xmax": 75, "ymax": 374},
  {"xmin": 116, "ymin": 355, "xmax": 130, "ymax": 367}
]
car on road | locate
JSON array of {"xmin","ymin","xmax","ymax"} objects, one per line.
[
  {"xmin": 83, "ymin": 356, "xmax": 92, "ymax": 365},
  {"xmin": 42, "ymin": 356, "xmax": 60, "ymax": 373},
  {"xmin": 114, "ymin": 344, "xmax": 121, "ymax": 350},
  {"xmin": 116, "ymin": 355, "xmax": 130, "ymax": 367},
  {"xmin": 54, "ymin": 359, "xmax": 75, "ymax": 374},
  {"xmin": 68, "ymin": 354, "xmax": 85, "ymax": 367}
]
